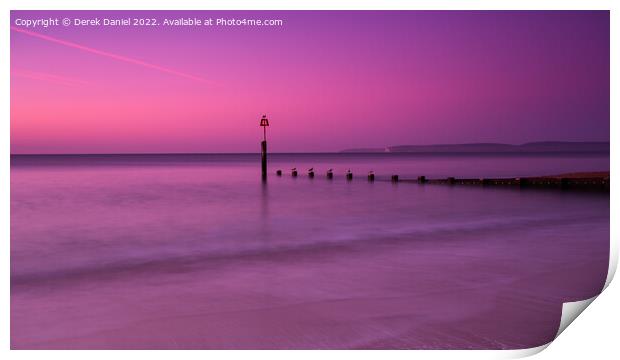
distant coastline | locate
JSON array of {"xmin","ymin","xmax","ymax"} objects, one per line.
[
  {"xmin": 340, "ymin": 141, "xmax": 609, "ymax": 154},
  {"xmin": 9, "ymin": 141, "xmax": 610, "ymax": 157}
]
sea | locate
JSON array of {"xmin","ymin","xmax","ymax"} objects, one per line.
[{"xmin": 10, "ymin": 152, "xmax": 610, "ymax": 349}]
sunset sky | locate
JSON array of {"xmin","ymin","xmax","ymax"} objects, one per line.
[{"xmin": 10, "ymin": 10, "xmax": 609, "ymax": 154}]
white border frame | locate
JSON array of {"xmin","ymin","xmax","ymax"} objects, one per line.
[{"xmin": 2, "ymin": 1, "xmax": 616, "ymax": 359}]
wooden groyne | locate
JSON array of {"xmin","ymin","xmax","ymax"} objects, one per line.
[
  {"xmin": 399, "ymin": 172, "xmax": 609, "ymax": 191},
  {"xmin": 274, "ymin": 169, "xmax": 609, "ymax": 191}
]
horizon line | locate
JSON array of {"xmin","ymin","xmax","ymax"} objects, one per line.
[{"xmin": 9, "ymin": 140, "xmax": 611, "ymax": 156}]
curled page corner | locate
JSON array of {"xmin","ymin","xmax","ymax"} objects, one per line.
[
  {"xmin": 502, "ymin": 296, "xmax": 598, "ymax": 359},
  {"xmin": 555, "ymin": 296, "xmax": 598, "ymax": 339},
  {"xmin": 604, "ymin": 240, "xmax": 618, "ymax": 290},
  {"xmin": 506, "ymin": 255, "xmax": 615, "ymax": 359},
  {"xmin": 500, "ymin": 343, "xmax": 550, "ymax": 359}
]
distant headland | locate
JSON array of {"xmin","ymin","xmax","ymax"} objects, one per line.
[{"xmin": 340, "ymin": 141, "xmax": 609, "ymax": 154}]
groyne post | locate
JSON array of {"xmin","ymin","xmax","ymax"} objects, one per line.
[
  {"xmin": 261, "ymin": 141, "xmax": 267, "ymax": 180},
  {"xmin": 259, "ymin": 115, "xmax": 269, "ymax": 181}
]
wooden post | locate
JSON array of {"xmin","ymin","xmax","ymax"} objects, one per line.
[
  {"xmin": 259, "ymin": 115, "xmax": 270, "ymax": 181},
  {"xmin": 391, "ymin": 175, "xmax": 399, "ymax": 182},
  {"xmin": 417, "ymin": 176, "xmax": 426, "ymax": 184},
  {"xmin": 261, "ymin": 140, "xmax": 267, "ymax": 180}
]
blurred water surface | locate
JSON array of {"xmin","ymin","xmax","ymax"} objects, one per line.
[{"xmin": 10, "ymin": 153, "xmax": 609, "ymax": 349}]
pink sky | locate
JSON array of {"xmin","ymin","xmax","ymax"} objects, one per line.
[{"xmin": 11, "ymin": 11, "xmax": 609, "ymax": 153}]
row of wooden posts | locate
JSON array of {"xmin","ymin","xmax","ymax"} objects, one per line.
[
  {"xmin": 272, "ymin": 169, "xmax": 609, "ymax": 191},
  {"xmin": 275, "ymin": 168, "xmax": 400, "ymax": 182},
  {"xmin": 273, "ymin": 167, "xmax": 516, "ymax": 185}
]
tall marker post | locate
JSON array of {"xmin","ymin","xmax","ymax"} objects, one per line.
[{"xmin": 260, "ymin": 114, "xmax": 269, "ymax": 181}]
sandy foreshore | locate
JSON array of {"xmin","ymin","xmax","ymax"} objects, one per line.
[{"xmin": 11, "ymin": 214, "xmax": 608, "ymax": 349}]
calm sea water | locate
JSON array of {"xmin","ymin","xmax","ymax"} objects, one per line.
[{"xmin": 11, "ymin": 153, "xmax": 610, "ymax": 349}]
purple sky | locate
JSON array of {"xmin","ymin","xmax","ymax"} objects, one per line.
[{"xmin": 10, "ymin": 11, "xmax": 609, "ymax": 153}]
